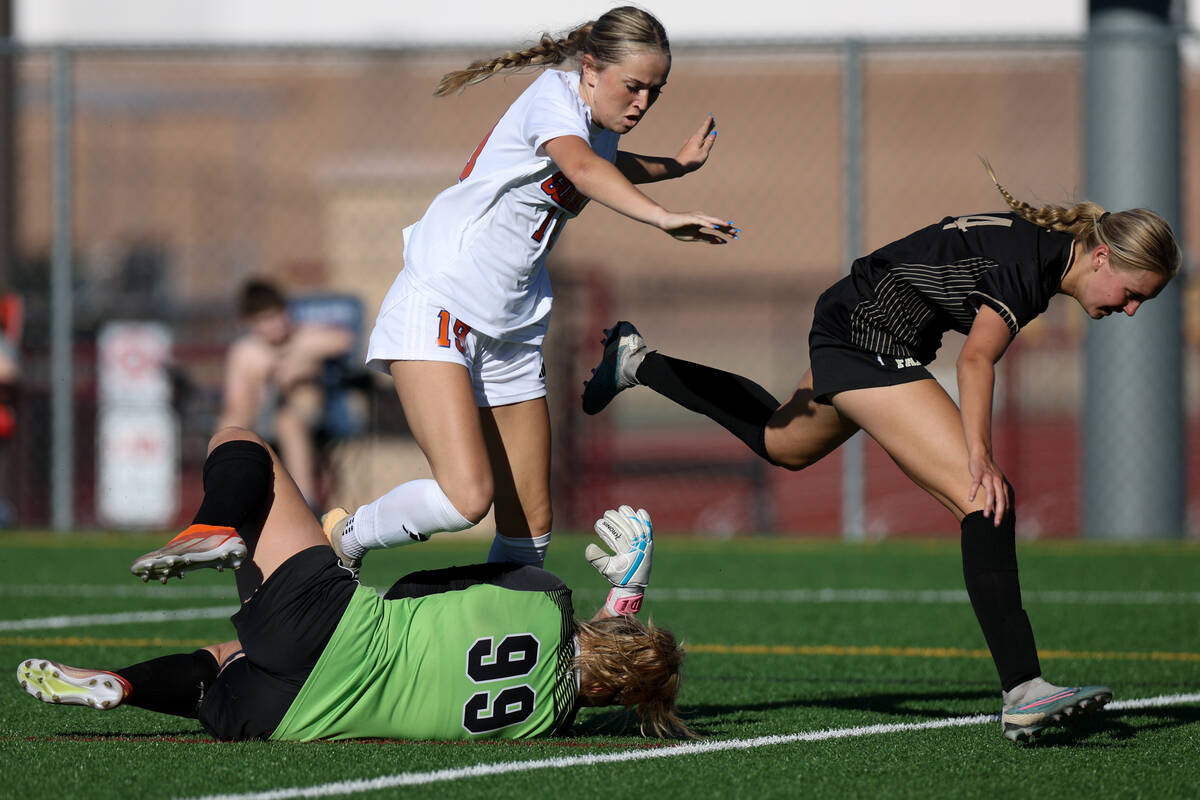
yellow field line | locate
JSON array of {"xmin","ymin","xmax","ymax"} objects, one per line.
[
  {"xmin": 5, "ymin": 637, "xmax": 1197, "ymax": 663},
  {"xmin": 689, "ymin": 643, "xmax": 1200, "ymax": 662}
]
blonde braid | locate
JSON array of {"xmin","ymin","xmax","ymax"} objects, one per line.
[
  {"xmin": 434, "ymin": 23, "xmax": 593, "ymax": 97},
  {"xmin": 980, "ymin": 157, "xmax": 1105, "ymax": 235},
  {"xmin": 980, "ymin": 158, "xmax": 1181, "ymax": 279}
]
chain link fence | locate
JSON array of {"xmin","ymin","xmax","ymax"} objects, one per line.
[{"xmin": 4, "ymin": 38, "xmax": 1198, "ymax": 536}]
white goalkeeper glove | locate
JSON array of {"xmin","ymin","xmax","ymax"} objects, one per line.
[{"xmin": 586, "ymin": 505, "xmax": 653, "ymax": 616}]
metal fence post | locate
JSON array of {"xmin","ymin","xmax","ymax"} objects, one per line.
[
  {"xmin": 1083, "ymin": 1, "xmax": 1184, "ymax": 539},
  {"xmin": 842, "ymin": 38, "xmax": 866, "ymax": 541},
  {"xmin": 50, "ymin": 45, "xmax": 74, "ymax": 531}
]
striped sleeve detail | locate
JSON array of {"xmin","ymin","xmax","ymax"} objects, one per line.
[
  {"xmin": 848, "ymin": 258, "xmax": 998, "ymax": 357},
  {"xmin": 965, "ymin": 291, "xmax": 1020, "ymax": 335}
]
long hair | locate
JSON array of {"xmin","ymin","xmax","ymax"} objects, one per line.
[
  {"xmin": 574, "ymin": 614, "xmax": 696, "ymax": 739},
  {"xmin": 434, "ymin": 6, "xmax": 670, "ymax": 97},
  {"xmin": 982, "ymin": 158, "xmax": 1181, "ymax": 280}
]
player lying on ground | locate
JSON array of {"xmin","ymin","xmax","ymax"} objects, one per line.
[
  {"xmin": 580, "ymin": 162, "xmax": 1180, "ymax": 743},
  {"xmin": 16, "ymin": 426, "xmax": 689, "ymax": 740}
]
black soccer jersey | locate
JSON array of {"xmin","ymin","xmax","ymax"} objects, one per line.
[{"xmin": 810, "ymin": 212, "xmax": 1075, "ymax": 364}]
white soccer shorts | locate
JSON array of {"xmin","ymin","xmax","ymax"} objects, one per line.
[{"xmin": 365, "ymin": 274, "xmax": 546, "ymax": 408}]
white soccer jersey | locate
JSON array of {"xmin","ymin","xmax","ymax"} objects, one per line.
[{"xmin": 395, "ymin": 69, "xmax": 620, "ymax": 344}]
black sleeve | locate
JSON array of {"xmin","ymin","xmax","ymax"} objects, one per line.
[
  {"xmin": 967, "ymin": 259, "xmax": 1054, "ymax": 336},
  {"xmin": 966, "ymin": 221, "xmax": 1069, "ymax": 335},
  {"xmin": 382, "ymin": 562, "xmax": 569, "ymax": 600}
]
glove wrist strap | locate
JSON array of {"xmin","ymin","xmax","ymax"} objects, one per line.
[{"xmin": 605, "ymin": 588, "xmax": 643, "ymax": 616}]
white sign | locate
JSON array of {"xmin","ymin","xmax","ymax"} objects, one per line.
[
  {"xmin": 97, "ymin": 322, "xmax": 172, "ymax": 406},
  {"xmin": 96, "ymin": 405, "xmax": 180, "ymax": 527},
  {"xmin": 96, "ymin": 320, "xmax": 179, "ymax": 528}
]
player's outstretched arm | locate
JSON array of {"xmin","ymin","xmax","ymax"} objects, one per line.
[
  {"xmin": 616, "ymin": 114, "xmax": 718, "ymax": 184},
  {"xmin": 543, "ymin": 135, "xmax": 737, "ymax": 245},
  {"xmin": 586, "ymin": 505, "xmax": 653, "ymax": 620}
]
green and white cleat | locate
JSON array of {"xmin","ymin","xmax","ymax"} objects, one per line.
[
  {"xmin": 1002, "ymin": 685, "xmax": 1112, "ymax": 742},
  {"xmin": 582, "ymin": 321, "xmax": 648, "ymax": 416},
  {"xmin": 17, "ymin": 658, "xmax": 131, "ymax": 709}
]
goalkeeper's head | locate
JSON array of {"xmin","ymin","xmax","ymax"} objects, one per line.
[{"xmin": 574, "ymin": 615, "xmax": 696, "ymax": 739}]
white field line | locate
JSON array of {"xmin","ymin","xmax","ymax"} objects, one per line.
[
  {"xmin": 4, "ymin": 584, "xmax": 1199, "ymax": 605},
  {"xmin": 649, "ymin": 588, "xmax": 1200, "ymax": 605},
  {"xmin": 0, "ymin": 606, "xmax": 236, "ymax": 631},
  {"xmin": 0, "ymin": 584, "xmax": 231, "ymax": 599},
  {"xmin": 181, "ymin": 692, "xmax": 1200, "ymax": 800}
]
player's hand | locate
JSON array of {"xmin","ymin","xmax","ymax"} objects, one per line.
[
  {"xmin": 674, "ymin": 114, "xmax": 718, "ymax": 173},
  {"xmin": 586, "ymin": 505, "xmax": 653, "ymax": 615},
  {"xmin": 658, "ymin": 212, "xmax": 740, "ymax": 244},
  {"xmin": 967, "ymin": 451, "xmax": 1010, "ymax": 525}
]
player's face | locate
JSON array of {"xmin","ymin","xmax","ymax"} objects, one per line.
[
  {"xmin": 248, "ymin": 308, "xmax": 291, "ymax": 345},
  {"xmin": 1079, "ymin": 247, "xmax": 1167, "ymax": 319},
  {"xmin": 581, "ymin": 50, "xmax": 670, "ymax": 134}
]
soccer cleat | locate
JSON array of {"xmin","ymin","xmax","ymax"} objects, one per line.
[
  {"xmin": 17, "ymin": 658, "xmax": 131, "ymax": 709},
  {"xmin": 1001, "ymin": 685, "xmax": 1112, "ymax": 742},
  {"xmin": 581, "ymin": 321, "xmax": 648, "ymax": 416},
  {"xmin": 321, "ymin": 507, "xmax": 361, "ymax": 575},
  {"xmin": 130, "ymin": 524, "xmax": 246, "ymax": 584}
]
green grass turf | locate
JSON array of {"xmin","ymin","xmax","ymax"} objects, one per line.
[{"xmin": 0, "ymin": 531, "xmax": 1197, "ymax": 799}]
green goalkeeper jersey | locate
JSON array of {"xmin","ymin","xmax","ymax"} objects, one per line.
[{"xmin": 270, "ymin": 572, "xmax": 578, "ymax": 741}]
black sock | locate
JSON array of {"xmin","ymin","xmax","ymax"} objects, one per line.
[
  {"xmin": 960, "ymin": 509, "xmax": 1041, "ymax": 691},
  {"xmin": 191, "ymin": 440, "xmax": 274, "ymax": 551},
  {"xmin": 635, "ymin": 352, "xmax": 779, "ymax": 462},
  {"xmin": 114, "ymin": 649, "xmax": 219, "ymax": 719}
]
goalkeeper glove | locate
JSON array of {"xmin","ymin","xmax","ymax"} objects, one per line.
[{"xmin": 586, "ymin": 505, "xmax": 653, "ymax": 615}]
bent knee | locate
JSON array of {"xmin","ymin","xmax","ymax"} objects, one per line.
[
  {"xmin": 209, "ymin": 426, "xmax": 266, "ymax": 453},
  {"xmin": 768, "ymin": 451, "xmax": 818, "ymax": 472},
  {"xmin": 442, "ymin": 480, "xmax": 494, "ymax": 525}
]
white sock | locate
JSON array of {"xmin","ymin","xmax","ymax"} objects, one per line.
[
  {"xmin": 347, "ymin": 479, "xmax": 473, "ymax": 551},
  {"xmin": 1003, "ymin": 676, "xmax": 1062, "ymax": 707},
  {"xmin": 488, "ymin": 532, "xmax": 552, "ymax": 567}
]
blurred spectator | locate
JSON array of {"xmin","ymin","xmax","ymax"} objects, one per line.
[
  {"xmin": 0, "ymin": 293, "xmax": 20, "ymax": 527},
  {"xmin": 218, "ymin": 279, "xmax": 354, "ymax": 508}
]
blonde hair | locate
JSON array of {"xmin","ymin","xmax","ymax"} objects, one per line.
[
  {"xmin": 434, "ymin": 6, "xmax": 670, "ymax": 97},
  {"xmin": 982, "ymin": 158, "xmax": 1182, "ymax": 280},
  {"xmin": 574, "ymin": 615, "xmax": 696, "ymax": 739}
]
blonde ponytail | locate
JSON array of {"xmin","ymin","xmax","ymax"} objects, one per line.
[
  {"xmin": 434, "ymin": 6, "xmax": 670, "ymax": 97},
  {"xmin": 982, "ymin": 158, "xmax": 1181, "ymax": 279}
]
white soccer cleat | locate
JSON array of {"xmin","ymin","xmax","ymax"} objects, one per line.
[
  {"xmin": 130, "ymin": 524, "xmax": 246, "ymax": 583},
  {"xmin": 17, "ymin": 658, "xmax": 131, "ymax": 709}
]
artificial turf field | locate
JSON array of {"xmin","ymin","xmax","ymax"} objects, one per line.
[{"xmin": 0, "ymin": 531, "xmax": 1197, "ymax": 799}]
